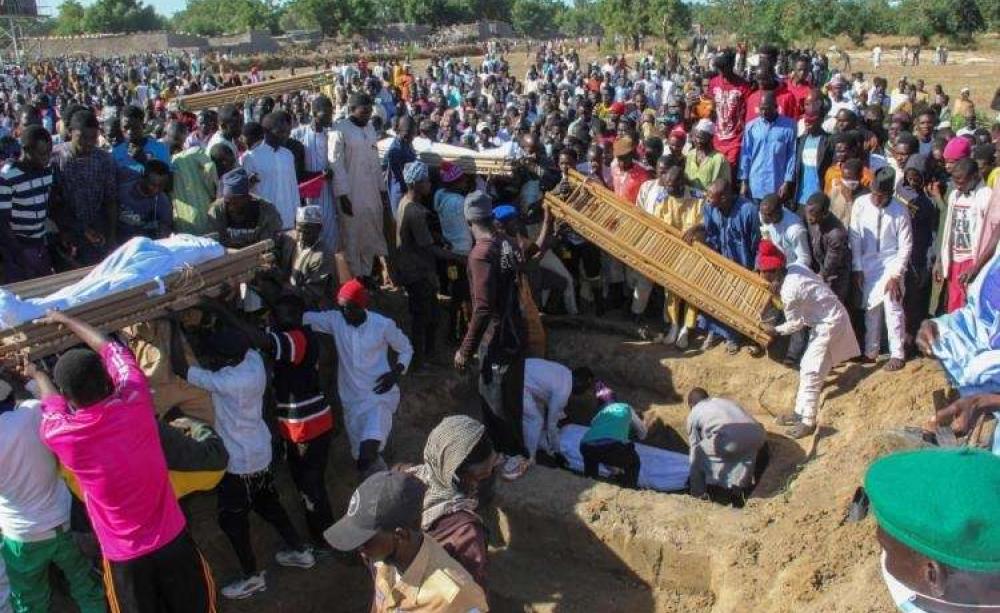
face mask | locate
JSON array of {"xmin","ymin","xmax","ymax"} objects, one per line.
[
  {"xmin": 842, "ymin": 179, "xmax": 860, "ymax": 190},
  {"xmin": 880, "ymin": 551, "xmax": 985, "ymax": 613}
]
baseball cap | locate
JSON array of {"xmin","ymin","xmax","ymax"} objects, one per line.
[{"xmin": 323, "ymin": 471, "xmax": 426, "ymax": 551}]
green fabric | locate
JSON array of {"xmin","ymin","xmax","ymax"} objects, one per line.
[
  {"xmin": 582, "ymin": 402, "xmax": 633, "ymax": 444},
  {"xmin": 864, "ymin": 447, "xmax": 1000, "ymax": 573},
  {"xmin": 1, "ymin": 531, "xmax": 106, "ymax": 613},
  {"xmin": 171, "ymin": 147, "xmax": 218, "ymax": 236},
  {"xmin": 684, "ymin": 150, "xmax": 730, "ymax": 193}
]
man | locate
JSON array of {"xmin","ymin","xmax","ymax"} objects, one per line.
[
  {"xmin": 759, "ymin": 194, "xmax": 812, "ymax": 267},
  {"xmin": 330, "ymin": 93, "xmax": 390, "ymax": 280},
  {"xmin": 687, "ymin": 179, "xmax": 762, "ymax": 354},
  {"xmin": 242, "ymin": 111, "xmax": 300, "ymax": 230},
  {"xmin": 758, "ymin": 240, "xmax": 860, "ymax": 438},
  {"xmin": 610, "ymin": 136, "xmax": 650, "ymax": 205},
  {"xmin": 116, "ymin": 159, "xmax": 173, "ymax": 241},
  {"xmin": 865, "ymin": 449, "xmax": 1000, "ymax": 611},
  {"xmin": 112, "ymin": 105, "xmax": 170, "ymax": 176},
  {"xmin": 28, "ymin": 310, "xmax": 215, "ymax": 612},
  {"xmin": 739, "ymin": 92, "xmax": 797, "ymax": 203},
  {"xmin": 263, "ymin": 204, "xmax": 336, "ymax": 310},
  {"xmin": 184, "ymin": 109, "xmax": 217, "ymax": 150},
  {"xmin": 207, "ymin": 168, "xmax": 282, "ymax": 249},
  {"xmin": 849, "ymin": 167, "xmax": 912, "ymax": 371},
  {"xmin": 455, "ymin": 191, "xmax": 532, "ymax": 482},
  {"xmin": 794, "ymin": 107, "xmax": 832, "ymax": 210},
  {"xmin": 580, "ymin": 383, "xmax": 647, "ymax": 488},
  {"xmin": 396, "ymin": 161, "xmax": 463, "ymax": 369},
  {"xmin": 685, "ymin": 387, "xmax": 767, "ymax": 507},
  {"xmin": 914, "ymin": 109, "xmax": 936, "ymax": 156},
  {"xmin": 0, "ymin": 125, "xmax": 55, "ymax": 282},
  {"xmin": 895, "ymin": 156, "xmax": 939, "ymax": 353},
  {"xmin": 684, "ymin": 119, "xmax": 729, "ymax": 196},
  {"xmin": 324, "ymin": 471, "xmax": 489, "ymax": 613},
  {"xmin": 744, "ymin": 62, "xmax": 797, "ymax": 123},
  {"xmin": 51, "ymin": 109, "xmax": 118, "ymax": 265},
  {"xmin": 171, "ymin": 323, "xmax": 315, "ymax": 599},
  {"xmin": 804, "ymin": 192, "xmax": 851, "ymax": 304},
  {"xmin": 433, "ymin": 161, "xmax": 474, "ymax": 340},
  {"xmin": 304, "ymin": 279, "xmax": 413, "ymax": 473},
  {"xmin": 708, "ymin": 50, "xmax": 751, "ymax": 174},
  {"xmin": 291, "ymin": 95, "xmax": 338, "ymax": 254},
  {"xmin": 0, "ymin": 377, "xmax": 106, "ymax": 613},
  {"xmin": 653, "ymin": 165, "xmax": 703, "ymax": 348},
  {"xmin": 166, "ymin": 122, "xmax": 217, "ymax": 235},
  {"xmin": 522, "ymin": 359, "xmax": 592, "ymax": 463},
  {"xmin": 207, "ymin": 104, "xmax": 243, "ymax": 158},
  {"xmin": 936, "ymin": 158, "xmax": 991, "ymax": 313}
]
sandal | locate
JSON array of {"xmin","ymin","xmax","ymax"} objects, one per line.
[{"xmin": 786, "ymin": 422, "xmax": 817, "ymax": 439}]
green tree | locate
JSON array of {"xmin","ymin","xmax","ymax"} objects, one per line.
[
  {"xmin": 81, "ymin": 0, "xmax": 164, "ymax": 33},
  {"xmin": 597, "ymin": 0, "xmax": 645, "ymax": 49},
  {"xmin": 510, "ymin": 0, "xmax": 561, "ymax": 37},
  {"xmin": 556, "ymin": 0, "xmax": 601, "ymax": 36},
  {"xmin": 646, "ymin": 0, "xmax": 691, "ymax": 48},
  {"xmin": 52, "ymin": 0, "xmax": 86, "ymax": 35},
  {"xmin": 172, "ymin": 0, "xmax": 280, "ymax": 35},
  {"xmin": 285, "ymin": 0, "xmax": 376, "ymax": 36}
]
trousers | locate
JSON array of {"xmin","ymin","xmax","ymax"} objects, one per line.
[
  {"xmin": 286, "ymin": 432, "xmax": 334, "ymax": 546},
  {"xmin": 795, "ymin": 336, "xmax": 835, "ymax": 425},
  {"xmin": 864, "ymin": 296, "xmax": 906, "ymax": 360},
  {"xmin": 217, "ymin": 469, "xmax": 303, "ymax": 575},
  {"xmin": 539, "ymin": 250, "xmax": 577, "ymax": 315},
  {"xmin": 404, "ymin": 278, "xmax": 440, "ymax": 362},
  {"xmin": 581, "ymin": 441, "xmax": 640, "ymax": 488},
  {"xmin": 103, "ymin": 530, "xmax": 216, "ymax": 613},
  {"xmin": 1, "ymin": 528, "xmax": 105, "ymax": 613}
]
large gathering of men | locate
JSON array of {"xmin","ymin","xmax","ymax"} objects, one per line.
[{"xmin": 0, "ymin": 34, "xmax": 999, "ymax": 613}]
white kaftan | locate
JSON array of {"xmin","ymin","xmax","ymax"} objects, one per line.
[
  {"xmin": 329, "ymin": 118, "xmax": 388, "ymax": 276},
  {"xmin": 303, "ymin": 309, "xmax": 412, "ymax": 458},
  {"xmin": 522, "ymin": 358, "xmax": 574, "ymax": 460},
  {"xmin": 241, "ymin": 142, "xmax": 300, "ymax": 230},
  {"xmin": 291, "ymin": 124, "xmax": 338, "ymax": 253},
  {"xmin": 775, "ymin": 264, "xmax": 860, "ymax": 424}
]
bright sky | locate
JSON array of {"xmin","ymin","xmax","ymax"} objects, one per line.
[{"xmin": 71, "ymin": 0, "xmax": 188, "ymax": 17}]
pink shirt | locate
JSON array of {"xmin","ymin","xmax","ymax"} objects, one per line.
[{"xmin": 40, "ymin": 342, "xmax": 185, "ymax": 562}]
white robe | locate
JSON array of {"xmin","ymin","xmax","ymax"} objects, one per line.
[
  {"xmin": 329, "ymin": 118, "xmax": 388, "ymax": 276},
  {"xmin": 303, "ymin": 309, "xmax": 413, "ymax": 458},
  {"xmin": 292, "ymin": 124, "xmax": 338, "ymax": 253},
  {"xmin": 849, "ymin": 195, "xmax": 913, "ymax": 309},
  {"xmin": 241, "ymin": 142, "xmax": 300, "ymax": 230},
  {"xmin": 522, "ymin": 358, "xmax": 573, "ymax": 460},
  {"xmin": 775, "ymin": 264, "xmax": 861, "ymax": 423}
]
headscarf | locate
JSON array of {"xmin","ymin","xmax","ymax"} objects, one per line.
[
  {"xmin": 412, "ymin": 415, "xmax": 487, "ymax": 529},
  {"xmin": 402, "ymin": 160, "xmax": 429, "ymax": 187}
]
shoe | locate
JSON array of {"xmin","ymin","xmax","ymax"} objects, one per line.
[
  {"xmin": 222, "ymin": 572, "xmax": 267, "ymax": 600},
  {"xmin": 663, "ymin": 323, "xmax": 679, "ymax": 346},
  {"xmin": 725, "ymin": 340, "xmax": 740, "ymax": 355},
  {"xmin": 746, "ymin": 344, "xmax": 764, "ymax": 358},
  {"xmin": 674, "ymin": 327, "xmax": 689, "ymax": 349},
  {"xmin": 787, "ymin": 422, "xmax": 817, "ymax": 439},
  {"xmin": 276, "ymin": 548, "xmax": 316, "ymax": 569},
  {"xmin": 774, "ymin": 412, "xmax": 800, "ymax": 426},
  {"xmin": 500, "ymin": 455, "xmax": 531, "ymax": 481},
  {"xmin": 700, "ymin": 332, "xmax": 718, "ymax": 351}
]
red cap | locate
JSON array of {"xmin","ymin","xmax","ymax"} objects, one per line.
[
  {"xmin": 668, "ymin": 125, "xmax": 687, "ymax": 140},
  {"xmin": 337, "ymin": 278, "xmax": 370, "ymax": 309},
  {"xmin": 609, "ymin": 101, "xmax": 626, "ymax": 115},
  {"xmin": 756, "ymin": 239, "xmax": 786, "ymax": 272}
]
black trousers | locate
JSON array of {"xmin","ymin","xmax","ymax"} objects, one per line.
[
  {"xmin": 580, "ymin": 441, "xmax": 640, "ymax": 489},
  {"xmin": 286, "ymin": 432, "xmax": 334, "ymax": 546},
  {"xmin": 404, "ymin": 278, "xmax": 440, "ymax": 361},
  {"xmin": 217, "ymin": 469, "xmax": 303, "ymax": 575},
  {"xmin": 478, "ymin": 355, "xmax": 527, "ymax": 458},
  {"xmin": 104, "ymin": 530, "xmax": 216, "ymax": 613},
  {"xmin": 904, "ymin": 265, "xmax": 932, "ymax": 346}
]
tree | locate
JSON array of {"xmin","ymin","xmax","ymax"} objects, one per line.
[
  {"xmin": 510, "ymin": 0, "xmax": 561, "ymax": 37},
  {"xmin": 81, "ymin": 0, "xmax": 164, "ymax": 33},
  {"xmin": 52, "ymin": 0, "xmax": 86, "ymax": 36},
  {"xmin": 597, "ymin": 0, "xmax": 645, "ymax": 49},
  {"xmin": 556, "ymin": 0, "xmax": 601, "ymax": 36},
  {"xmin": 172, "ymin": 0, "xmax": 280, "ymax": 35},
  {"xmin": 646, "ymin": 0, "xmax": 691, "ymax": 47},
  {"xmin": 284, "ymin": 0, "xmax": 376, "ymax": 36},
  {"xmin": 952, "ymin": 0, "xmax": 984, "ymax": 42}
]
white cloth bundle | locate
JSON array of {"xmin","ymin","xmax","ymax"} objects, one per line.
[{"xmin": 558, "ymin": 424, "xmax": 690, "ymax": 492}]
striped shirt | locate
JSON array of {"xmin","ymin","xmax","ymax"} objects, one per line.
[
  {"xmin": 0, "ymin": 162, "xmax": 54, "ymax": 240},
  {"xmin": 266, "ymin": 326, "xmax": 333, "ymax": 443}
]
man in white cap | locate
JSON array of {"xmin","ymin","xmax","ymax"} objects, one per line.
[
  {"xmin": 684, "ymin": 119, "xmax": 729, "ymax": 196},
  {"xmin": 268, "ymin": 204, "xmax": 336, "ymax": 311}
]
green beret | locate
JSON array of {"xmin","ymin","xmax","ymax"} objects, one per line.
[{"xmin": 865, "ymin": 447, "xmax": 1000, "ymax": 573}]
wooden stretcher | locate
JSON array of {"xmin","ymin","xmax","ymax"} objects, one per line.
[
  {"xmin": 376, "ymin": 138, "xmax": 517, "ymax": 178},
  {"xmin": 174, "ymin": 70, "xmax": 339, "ymax": 112},
  {"xmin": 545, "ymin": 171, "xmax": 775, "ymax": 346},
  {"xmin": 0, "ymin": 241, "xmax": 274, "ymax": 364}
]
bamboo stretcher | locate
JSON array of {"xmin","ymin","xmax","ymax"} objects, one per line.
[
  {"xmin": 0, "ymin": 241, "xmax": 273, "ymax": 364},
  {"xmin": 545, "ymin": 170, "xmax": 775, "ymax": 346},
  {"xmin": 376, "ymin": 138, "xmax": 517, "ymax": 178},
  {"xmin": 174, "ymin": 70, "xmax": 339, "ymax": 112}
]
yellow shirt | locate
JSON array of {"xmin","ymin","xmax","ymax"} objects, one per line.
[
  {"xmin": 372, "ymin": 536, "xmax": 489, "ymax": 613},
  {"xmin": 988, "ymin": 167, "xmax": 999, "ymax": 190},
  {"xmin": 654, "ymin": 190, "xmax": 703, "ymax": 231}
]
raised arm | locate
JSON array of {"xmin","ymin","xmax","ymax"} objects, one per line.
[
  {"xmin": 38, "ymin": 310, "xmax": 107, "ymax": 353},
  {"xmin": 169, "ymin": 320, "xmax": 191, "ymax": 380}
]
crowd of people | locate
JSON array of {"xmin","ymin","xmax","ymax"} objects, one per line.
[{"xmin": 0, "ymin": 36, "xmax": 998, "ymax": 613}]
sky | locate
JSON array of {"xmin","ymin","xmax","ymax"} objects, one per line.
[{"xmin": 73, "ymin": 0, "xmax": 188, "ymax": 17}]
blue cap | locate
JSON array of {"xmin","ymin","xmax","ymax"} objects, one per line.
[
  {"xmin": 493, "ymin": 204, "xmax": 518, "ymax": 222},
  {"xmin": 221, "ymin": 168, "xmax": 250, "ymax": 197}
]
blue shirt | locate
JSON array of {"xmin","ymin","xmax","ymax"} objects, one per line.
[
  {"xmin": 739, "ymin": 114, "xmax": 797, "ymax": 199},
  {"xmin": 702, "ymin": 197, "xmax": 761, "ymax": 269},
  {"xmin": 384, "ymin": 138, "xmax": 416, "ymax": 217},
  {"xmin": 111, "ymin": 138, "xmax": 171, "ymax": 176},
  {"xmin": 796, "ymin": 135, "xmax": 821, "ymax": 205},
  {"xmin": 433, "ymin": 189, "xmax": 472, "ymax": 255}
]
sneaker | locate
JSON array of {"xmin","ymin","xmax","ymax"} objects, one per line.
[
  {"xmin": 700, "ymin": 331, "xmax": 718, "ymax": 351},
  {"xmin": 276, "ymin": 548, "xmax": 316, "ymax": 569},
  {"xmin": 501, "ymin": 455, "xmax": 531, "ymax": 481},
  {"xmin": 221, "ymin": 572, "xmax": 267, "ymax": 600},
  {"xmin": 725, "ymin": 340, "xmax": 740, "ymax": 355},
  {"xmin": 674, "ymin": 327, "xmax": 689, "ymax": 349}
]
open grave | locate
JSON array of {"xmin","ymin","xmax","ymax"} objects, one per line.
[{"xmin": 175, "ymin": 301, "xmax": 949, "ymax": 613}]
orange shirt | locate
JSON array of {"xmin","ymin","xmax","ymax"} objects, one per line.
[{"xmin": 823, "ymin": 163, "xmax": 874, "ymax": 195}]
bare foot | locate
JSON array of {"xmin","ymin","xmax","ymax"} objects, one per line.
[{"xmin": 884, "ymin": 357, "xmax": 905, "ymax": 371}]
